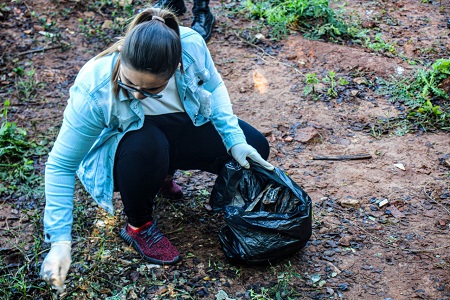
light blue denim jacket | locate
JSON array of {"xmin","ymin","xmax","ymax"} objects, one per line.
[{"xmin": 43, "ymin": 27, "xmax": 247, "ymax": 243}]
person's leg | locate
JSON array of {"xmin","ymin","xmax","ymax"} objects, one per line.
[
  {"xmin": 114, "ymin": 122, "xmax": 170, "ymax": 227},
  {"xmin": 166, "ymin": 118, "xmax": 270, "ymax": 174},
  {"xmin": 114, "ymin": 119, "xmax": 181, "ymax": 264},
  {"xmin": 192, "ymin": 0, "xmax": 215, "ymax": 42}
]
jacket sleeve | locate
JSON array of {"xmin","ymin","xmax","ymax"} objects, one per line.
[
  {"xmin": 44, "ymin": 83, "xmax": 105, "ymax": 243},
  {"xmin": 195, "ymin": 37, "xmax": 247, "ymax": 151}
]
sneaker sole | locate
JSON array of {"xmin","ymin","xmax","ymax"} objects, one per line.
[{"xmin": 120, "ymin": 228, "xmax": 181, "ymax": 265}]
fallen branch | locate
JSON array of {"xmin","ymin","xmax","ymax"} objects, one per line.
[
  {"xmin": 18, "ymin": 44, "xmax": 63, "ymax": 56},
  {"xmin": 312, "ymin": 154, "xmax": 372, "ymax": 161}
]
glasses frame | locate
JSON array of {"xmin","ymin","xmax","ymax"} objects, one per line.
[{"xmin": 117, "ymin": 75, "xmax": 163, "ymax": 99}]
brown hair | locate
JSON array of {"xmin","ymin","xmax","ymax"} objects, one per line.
[{"xmin": 96, "ymin": 7, "xmax": 182, "ymax": 98}]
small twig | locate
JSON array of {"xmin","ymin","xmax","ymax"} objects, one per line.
[
  {"xmin": 404, "ymin": 244, "xmax": 450, "ymax": 253},
  {"xmin": 18, "ymin": 45, "xmax": 62, "ymax": 56},
  {"xmin": 165, "ymin": 227, "xmax": 184, "ymax": 235},
  {"xmin": 423, "ymin": 183, "xmax": 450, "ymax": 215},
  {"xmin": 349, "ymin": 222, "xmax": 398, "ymax": 248},
  {"xmin": 233, "ymin": 31, "xmax": 303, "ymax": 76},
  {"xmin": 312, "ymin": 154, "xmax": 373, "ymax": 161}
]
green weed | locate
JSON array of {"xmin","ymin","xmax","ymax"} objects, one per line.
[
  {"xmin": 248, "ymin": 261, "xmax": 302, "ymax": 299},
  {"xmin": 15, "ymin": 69, "xmax": 46, "ymax": 102},
  {"xmin": 322, "ymin": 70, "xmax": 338, "ymax": 98},
  {"xmin": 303, "ymin": 71, "xmax": 349, "ymax": 100},
  {"xmin": 303, "ymin": 72, "xmax": 320, "ymax": 99},
  {"xmin": 242, "ymin": 0, "xmax": 350, "ymax": 40},
  {"xmin": 367, "ymin": 33, "xmax": 397, "ymax": 54},
  {"xmin": 376, "ymin": 58, "xmax": 450, "ymax": 133},
  {"xmin": 0, "ymin": 100, "xmax": 46, "ymax": 198}
]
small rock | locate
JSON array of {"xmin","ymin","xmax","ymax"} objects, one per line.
[
  {"xmin": 353, "ymin": 77, "xmax": 368, "ymax": 85},
  {"xmin": 255, "ymin": 33, "xmax": 265, "ymax": 40},
  {"xmin": 339, "ymin": 198, "xmax": 360, "ymax": 208},
  {"xmin": 339, "ymin": 236, "xmax": 352, "ymax": 246},
  {"xmin": 102, "ymin": 20, "xmax": 113, "ymax": 29},
  {"xmin": 284, "ymin": 136, "xmax": 294, "ymax": 142},
  {"xmin": 389, "ymin": 206, "xmax": 405, "ymax": 219},
  {"xmin": 444, "ymin": 158, "xmax": 450, "ymax": 168},
  {"xmin": 216, "ymin": 290, "xmax": 236, "ymax": 300},
  {"xmin": 350, "ymin": 90, "xmax": 359, "ymax": 96},
  {"xmin": 393, "ymin": 163, "xmax": 405, "ymax": 170},
  {"xmin": 294, "ymin": 127, "xmax": 319, "ymax": 143},
  {"xmin": 378, "ymin": 199, "xmax": 389, "ymax": 208},
  {"xmin": 326, "ymin": 287, "xmax": 335, "ymax": 295}
]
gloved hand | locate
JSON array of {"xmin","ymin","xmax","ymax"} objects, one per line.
[
  {"xmin": 40, "ymin": 241, "xmax": 72, "ymax": 294},
  {"xmin": 231, "ymin": 143, "xmax": 274, "ymax": 170}
]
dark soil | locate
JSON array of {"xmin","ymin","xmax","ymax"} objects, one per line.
[{"xmin": 1, "ymin": 0, "xmax": 450, "ymax": 299}]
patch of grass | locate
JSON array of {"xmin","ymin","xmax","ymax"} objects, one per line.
[
  {"xmin": 242, "ymin": 0, "xmax": 350, "ymax": 40},
  {"xmin": 375, "ymin": 58, "xmax": 450, "ymax": 133},
  {"xmin": 77, "ymin": 0, "xmax": 141, "ymax": 46},
  {"xmin": 367, "ymin": 33, "xmax": 397, "ymax": 54},
  {"xmin": 248, "ymin": 261, "xmax": 302, "ymax": 299},
  {"xmin": 303, "ymin": 70, "xmax": 349, "ymax": 100},
  {"xmin": 0, "ymin": 100, "xmax": 46, "ymax": 198},
  {"xmin": 0, "ymin": 208, "xmax": 46, "ymax": 300},
  {"xmin": 15, "ymin": 69, "xmax": 46, "ymax": 102}
]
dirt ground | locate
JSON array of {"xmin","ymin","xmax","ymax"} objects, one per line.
[{"xmin": 1, "ymin": 0, "xmax": 450, "ymax": 299}]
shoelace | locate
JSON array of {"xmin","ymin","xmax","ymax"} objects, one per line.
[{"xmin": 141, "ymin": 222, "xmax": 164, "ymax": 248}]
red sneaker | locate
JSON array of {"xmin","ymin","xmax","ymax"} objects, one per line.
[
  {"xmin": 159, "ymin": 176, "xmax": 183, "ymax": 200},
  {"xmin": 120, "ymin": 221, "xmax": 180, "ymax": 265}
]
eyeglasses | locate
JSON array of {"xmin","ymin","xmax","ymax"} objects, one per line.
[{"xmin": 118, "ymin": 75, "xmax": 163, "ymax": 99}]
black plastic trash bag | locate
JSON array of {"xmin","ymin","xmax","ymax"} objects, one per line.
[{"xmin": 210, "ymin": 160, "xmax": 312, "ymax": 265}]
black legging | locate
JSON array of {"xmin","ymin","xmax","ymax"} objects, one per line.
[{"xmin": 113, "ymin": 113, "xmax": 270, "ymax": 227}]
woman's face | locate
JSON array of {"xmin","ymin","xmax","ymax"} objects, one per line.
[{"xmin": 119, "ymin": 64, "xmax": 170, "ymax": 100}]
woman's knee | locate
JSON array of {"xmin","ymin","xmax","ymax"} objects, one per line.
[{"xmin": 116, "ymin": 125, "xmax": 169, "ymax": 164}]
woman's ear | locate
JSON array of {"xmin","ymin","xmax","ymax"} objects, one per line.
[{"xmin": 118, "ymin": 45, "xmax": 123, "ymax": 52}]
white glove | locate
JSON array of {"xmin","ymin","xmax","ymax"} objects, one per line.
[
  {"xmin": 230, "ymin": 143, "xmax": 274, "ymax": 170},
  {"xmin": 40, "ymin": 241, "xmax": 72, "ymax": 294}
]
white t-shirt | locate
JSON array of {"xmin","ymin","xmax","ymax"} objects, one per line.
[{"xmin": 140, "ymin": 76, "xmax": 185, "ymax": 115}]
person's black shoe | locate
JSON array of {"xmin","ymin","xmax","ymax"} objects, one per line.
[
  {"xmin": 191, "ymin": 10, "xmax": 215, "ymax": 42},
  {"xmin": 154, "ymin": 0, "xmax": 187, "ymax": 16}
]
